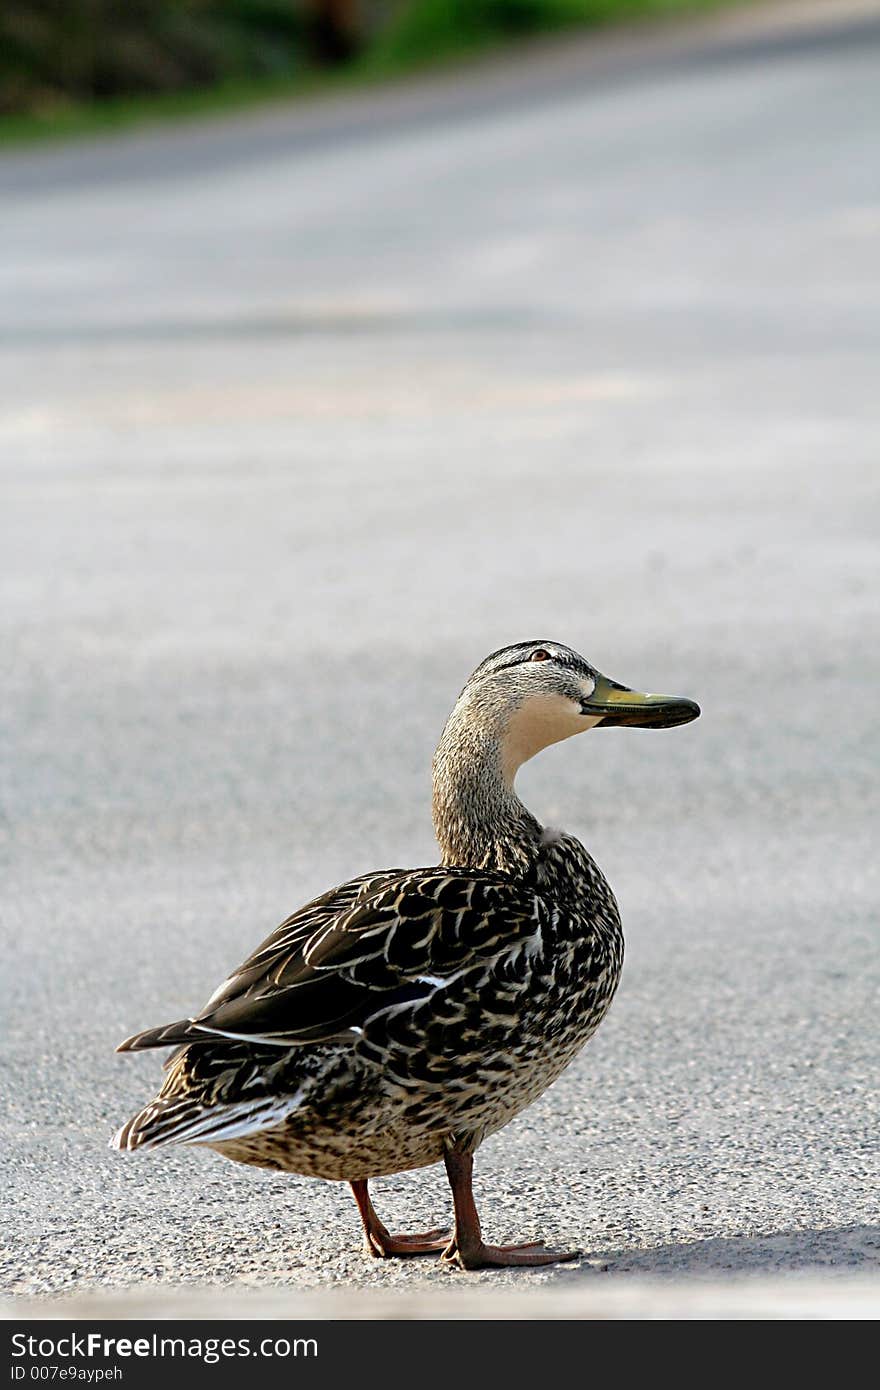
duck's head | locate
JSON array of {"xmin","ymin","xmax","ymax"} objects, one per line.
[{"xmin": 454, "ymin": 639, "xmax": 700, "ymax": 782}]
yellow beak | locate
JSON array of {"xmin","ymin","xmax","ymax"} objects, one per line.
[{"xmin": 584, "ymin": 675, "xmax": 700, "ymax": 729}]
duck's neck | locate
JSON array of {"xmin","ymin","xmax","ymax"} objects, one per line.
[{"xmin": 432, "ymin": 701, "xmax": 542, "ymax": 876}]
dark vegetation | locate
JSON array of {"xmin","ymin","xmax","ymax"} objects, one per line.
[{"xmin": 0, "ymin": 1, "xmax": 734, "ymax": 131}]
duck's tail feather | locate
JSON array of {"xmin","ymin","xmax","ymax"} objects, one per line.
[{"xmin": 110, "ymin": 1091, "xmax": 306, "ymax": 1152}]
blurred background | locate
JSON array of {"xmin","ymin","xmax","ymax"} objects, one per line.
[
  {"xmin": 2, "ymin": 0, "xmax": 879, "ymax": 1316},
  {"xmin": 2, "ymin": 3, "xmax": 770, "ymax": 129}
]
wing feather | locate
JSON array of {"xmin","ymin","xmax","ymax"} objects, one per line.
[{"xmin": 117, "ymin": 866, "xmax": 543, "ymax": 1053}]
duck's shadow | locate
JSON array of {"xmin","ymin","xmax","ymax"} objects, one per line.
[{"xmin": 566, "ymin": 1223, "xmax": 880, "ymax": 1279}]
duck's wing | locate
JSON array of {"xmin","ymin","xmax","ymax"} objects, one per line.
[{"xmin": 117, "ymin": 867, "xmax": 542, "ymax": 1053}]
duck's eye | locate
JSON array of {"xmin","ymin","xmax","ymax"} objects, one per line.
[{"xmin": 529, "ymin": 649, "xmax": 551, "ymax": 662}]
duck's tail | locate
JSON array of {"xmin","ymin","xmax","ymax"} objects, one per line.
[{"xmin": 111, "ymin": 1091, "xmax": 305, "ymax": 1152}]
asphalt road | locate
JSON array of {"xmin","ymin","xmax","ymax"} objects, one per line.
[{"xmin": 1, "ymin": 2, "xmax": 878, "ymax": 1312}]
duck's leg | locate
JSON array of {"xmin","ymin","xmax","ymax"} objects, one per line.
[
  {"xmin": 349, "ymin": 1180, "xmax": 450, "ymax": 1258},
  {"xmin": 439, "ymin": 1149, "xmax": 580, "ymax": 1270}
]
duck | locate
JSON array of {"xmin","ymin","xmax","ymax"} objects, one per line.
[{"xmin": 112, "ymin": 640, "xmax": 699, "ymax": 1269}]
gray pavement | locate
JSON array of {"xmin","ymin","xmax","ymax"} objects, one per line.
[{"xmin": 1, "ymin": 0, "xmax": 878, "ymax": 1315}]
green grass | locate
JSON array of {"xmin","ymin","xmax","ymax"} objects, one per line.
[
  {"xmin": 0, "ymin": 0, "xmax": 749, "ymax": 147},
  {"xmin": 370, "ymin": 0, "xmax": 736, "ymax": 68},
  {"xmin": 0, "ymin": 68, "xmax": 344, "ymax": 146}
]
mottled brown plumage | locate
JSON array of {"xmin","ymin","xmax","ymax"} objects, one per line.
[{"xmin": 113, "ymin": 640, "xmax": 698, "ymax": 1268}]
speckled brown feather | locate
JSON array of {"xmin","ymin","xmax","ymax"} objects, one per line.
[
  {"xmin": 113, "ymin": 835, "xmax": 622, "ymax": 1178},
  {"xmin": 112, "ymin": 642, "xmax": 632, "ymax": 1183}
]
